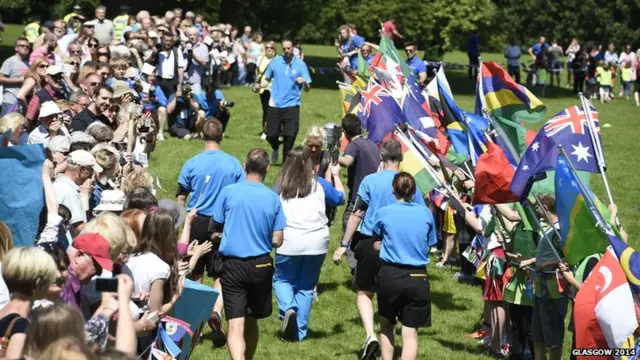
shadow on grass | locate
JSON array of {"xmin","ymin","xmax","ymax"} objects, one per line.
[
  {"xmin": 431, "ymin": 291, "xmax": 468, "ymax": 311},
  {"xmin": 316, "ymin": 280, "xmax": 340, "ymax": 294},
  {"xmin": 433, "ymin": 337, "xmax": 482, "ymax": 355}
]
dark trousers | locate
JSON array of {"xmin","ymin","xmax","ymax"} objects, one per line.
[
  {"xmin": 157, "ymin": 77, "xmax": 178, "ymax": 99},
  {"xmin": 508, "ymin": 65, "xmax": 521, "ymax": 84},
  {"xmin": 266, "ymin": 106, "xmax": 300, "ymax": 162},
  {"xmin": 510, "ymin": 304, "xmax": 534, "ymax": 357},
  {"xmin": 246, "ymin": 63, "xmax": 257, "ymax": 84},
  {"xmin": 573, "ymin": 73, "xmax": 586, "ymax": 94},
  {"xmin": 259, "ymin": 91, "xmax": 270, "ymax": 133},
  {"xmin": 214, "ymin": 109, "xmax": 231, "ymax": 133}
]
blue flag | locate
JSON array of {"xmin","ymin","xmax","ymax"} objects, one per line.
[
  {"xmin": 402, "ymin": 84, "xmax": 437, "ymax": 138},
  {"xmin": 358, "ymin": 78, "xmax": 404, "ymax": 144},
  {"xmin": 510, "ymin": 105, "xmax": 601, "ymax": 199},
  {"xmin": 0, "ymin": 144, "xmax": 46, "ymax": 246}
]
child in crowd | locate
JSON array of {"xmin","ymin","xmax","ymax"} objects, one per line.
[
  {"xmin": 621, "ymin": 62, "xmax": 633, "ymax": 100},
  {"xmin": 597, "ymin": 61, "xmax": 613, "ymax": 103}
]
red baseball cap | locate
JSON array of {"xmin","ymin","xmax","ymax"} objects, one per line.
[{"xmin": 72, "ymin": 233, "xmax": 113, "ymax": 272}]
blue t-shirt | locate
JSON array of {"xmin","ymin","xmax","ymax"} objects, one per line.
[
  {"xmin": 264, "ymin": 55, "xmax": 312, "ymax": 108},
  {"xmin": 351, "ymin": 35, "xmax": 365, "ymax": 49},
  {"xmin": 194, "ymin": 90, "xmax": 225, "ymax": 119},
  {"xmin": 358, "ymin": 169, "xmax": 426, "ymax": 237},
  {"xmin": 142, "ymin": 85, "xmax": 168, "ymax": 112},
  {"xmin": 531, "ymin": 43, "xmax": 550, "ymax": 56},
  {"xmin": 406, "ymin": 57, "xmax": 426, "ymax": 76},
  {"xmin": 213, "ymin": 181, "xmax": 287, "ymax": 258},
  {"xmin": 178, "ymin": 150, "xmax": 245, "ymax": 216},
  {"xmin": 373, "ymin": 202, "xmax": 437, "ymax": 267}
]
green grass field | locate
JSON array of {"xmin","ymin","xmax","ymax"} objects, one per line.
[{"xmin": 3, "ymin": 24, "xmax": 639, "ymax": 359}]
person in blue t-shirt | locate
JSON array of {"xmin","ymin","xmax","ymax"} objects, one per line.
[
  {"xmin": 211, "ymin": 148, "xmax": 286, "ymax": 360},
  {"xmin": 254, "ymin": 39, "xmax": 312, "ymax": 165},
  {"xmin": 193, "ymin": 86, "xmax": 233, "ymax": 133},
  {"xmin": 176, "ymin": 119, "xmax": 245, "ymax": 347},
  {"xmin": 372, "ymin": 172, "xmax": 436, "ymax": 360},
  {"xmin": 333, "ymin": 138, "xmax": 426, "ymax": 359},
  {"xmin": 404, "ymin": 42, "xmax": 427, "ymax": 85},
  {"xmin": 166, "ymin": 84, "xmax": 205, "ymax": 139},
  {"xmin": 528, "ymin": 36, "xmax": 550, "ymax": 61},
  {"xmin": 350, "ymin": 44, "xmax": 374, "ymax": 76}
]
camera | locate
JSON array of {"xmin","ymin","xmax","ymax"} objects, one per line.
[
  {"xmin": 220, "ymin": 100, "xmax": 234, "ymax": 108},
  {"xmin": 324, "ymin": 123, "xmax": 342, "ymax": 163},
  {"xmin": 181, "ymin": 82, "xmax": 192, "ymax": 97}
]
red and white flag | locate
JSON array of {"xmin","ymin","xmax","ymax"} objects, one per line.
[{"xmin": 574, "ymin": 248, "xmax": 638, "ymax": 359}]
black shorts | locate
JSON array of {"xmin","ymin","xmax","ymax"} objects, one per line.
[
  {"xmin": 376, "ymin": 263, "xmax": 431, "ymax": 328},
  {"xmin": 352, "ymin": 234, "xmax": 380, "ymax": 292},
  {"xmin": 468, "ymin": 55, "xmax": 480, "ymax": 66},
  {"xmin": 189, "ymin": 214, "xmax": 223, "ymax": 278},
  {"xmin": 266, "ymin": 106, "xmax": 300, "ymax": 138},
  {"xmin": 221, "ymin": 253, "xmax": 274, "ymax": 320},
  {"xmin": 531, "ymin": 296, "xmax": 568, "ymax": 348}
]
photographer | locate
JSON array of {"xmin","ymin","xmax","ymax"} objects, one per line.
[
  {"xmin": 184, "ymin": 27, "xmax": 209, "ymax": 94},
  {"xmin": 195, "ymin": 84, "xmax": 233, "ymax": 133},
  {"xmin": 155, "ymin": 32, "xmax": 185, "ymax": 99},
  {"xmin": 168, "ymin": 82, "xmax": 204, "ymax": 139},
  {"xmin": 140, "ymin": 66, "xmax": 169, "ymax": 141}
]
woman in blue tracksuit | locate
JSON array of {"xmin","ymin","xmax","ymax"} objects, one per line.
[{"xmin": 372, "ymin": 172, "xmax": 437, "ymax": 360}]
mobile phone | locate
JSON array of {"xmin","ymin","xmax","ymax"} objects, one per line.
[{"xmin": 95, "ymin": 278, "xmax": 118, "ymax": 292}]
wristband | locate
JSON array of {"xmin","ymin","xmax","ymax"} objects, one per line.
[{"xmin": 340, "ymin": 242, "xmax": 349, "ymax": 248}]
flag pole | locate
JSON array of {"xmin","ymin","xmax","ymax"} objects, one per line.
[{"xmin": 578, "ymin": 93, "xmax": 619, "ymax": 226}]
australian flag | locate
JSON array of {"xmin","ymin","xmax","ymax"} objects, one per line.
[
  {"xmin": 359, "ymin": 78, "xmax": 405, "ymax": 144},
  {"xmin": 510, "ymin": 105, "xmax": 601, "ymax": 199},
  {"xmin": 402, "ymin": 81, "xmax": 437, "ymax": 139}
]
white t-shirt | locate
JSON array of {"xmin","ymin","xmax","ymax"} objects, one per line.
[
  {"xmin": 277, "ymin": 179, "xmax": 330, "ymax": 256},
  {"xmin": 53, "ymin": 174, "xmax": 86, "ymax": 225},
  {"xmin": 123, "ymin": 252, "xmax": 171, "ymax": 299},
  {"xmin": 157, "ymin": 48, "xmax": 186, "ymax": 80},
  {"xmin": 0, "ymin": 264, "xmax": 10, "ymax": 310}
]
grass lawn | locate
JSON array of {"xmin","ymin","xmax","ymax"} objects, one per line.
[{"xmin": 2, "ymin": 24, "xmax": 639, "ymax": 359}]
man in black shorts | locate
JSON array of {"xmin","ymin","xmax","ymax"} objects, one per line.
[
  {"xmin": 211, "ymin": 148, "xmax": 286, "ymax": 360},
  {"xmin": 176, "ymin": 119, "xmax": 245, "ymax": 347},
  {"xmin": 334, "ymin": 140, "xmax": 426, "ymax": 359},
  {"xmin": 254, "ymin": 39, "xmax": 311, "ymax": 164}
]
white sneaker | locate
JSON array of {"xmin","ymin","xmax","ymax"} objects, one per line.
[
  {"xmin": 361, "ymin": 335, "xmax": 380, "ymax": 360},
  {"xmin": 156, "ymin": 133, "xmax": 166, "ymax": 141},
  {"xmin": 260, "ymin": 133, "xmax": 267, "ymax": 140},
  {"xmin": 479, "ymin": 336, "xmax": 491, "ymax": 346}
]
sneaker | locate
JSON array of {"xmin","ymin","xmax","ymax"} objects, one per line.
[
  {"xmin": 207, "ymin": 312, "xmax": 227, "ymax": 348},
  {"xmin": 183, "ymin": 134, "xmax": 192, "ymax": 140},
  {"xmin": 313, "ymin": 291, "xmax": 319, "ymax": 303},
  {"xmin": 361, "ymin": 335, "xmax": 380, "ymax": 360},
  {"xmin": 282, "ymin": 309, "xmax": 298, "ymax": 341},
  {"xmin": 429, "ymin": 247, "xmax": 440, "ymax": 254},
  {"xmin": 500, "ymin": 344, "xmax": 511, "ymax": 358},
  {"xmin": 271, "ymin": 149, "xmax": 278, "ymax": 164},
  {"xmin": 260, "ymin": 133, "xmax": 267, "ymax": 140},
  {"xmin": 467, "ymin": 328, "xmax": 490, "ymax": 339},
  {"xmin": 435, "ymin": 261, "xmax": 450, "ymax": 268},
  {"xmin": 156, "ymin": 133, "xmax": 166, "ymax": 141}
]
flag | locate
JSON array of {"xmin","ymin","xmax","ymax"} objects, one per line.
[
  {"xmin": 447, "ymin": 122, "xmax": 469, "ymax": 156},
  {"xmin": 377, "ymin": 35, "xmax": 412, "ymax": 78},
  {"xmin": 338, "ymin": 83, "xmax": 358, "ymax": 117},
  {"xmin": 608, "ymin": 232, "xmax": 640, "ymax": 300},
  {"xmin": 555, "ymin": 155, "xmax": 610, "ymax": 265},
  {"xmin": 371, "ymin": 56, "xmax": 405, "ymax": 101},
  {"xmin": 357, "ymin": 51, "xmax": 371, "ymax": 79},
  {"xmin": 478, "ymin": 61, "xmax": 546, "ymax": 123},
  {"xmin": 359, "ymin": 78, "xmax": 405, "ymax": 144},
  {"xmin": 510, "ymin": 106, "xmax": 602, "ymax": 199},
  {"xmin": 493, "ymin": 115, "xmax": 537, "ymax": 157},
  {"xmin": 401, "ymin": 85, "xmax": 437, "ymax": 138},
  {"xmin": 574, "ymin": 248, "xmax": 638, "ymax": 352},
  {"xmin": 438, "ymin": 77, "xmax": 465, "ymax": 126},
  {"xmin": 473, "ymin": 142, "xmax": 520, "ymax": 204},
  {"xmin": 391, "ymin": 130, "xmax": 439, "ymax": 193},
  {"xmin": 0, "ymin": 144, "xmax": 46, "ymax": 246},
  {"xmin": 463, "ymin": 111, "xmax": 490, "ymax": 158}
]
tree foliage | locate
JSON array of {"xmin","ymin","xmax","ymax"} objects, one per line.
[{"xmin": 2, "ymin": 0, "xmax": 640, "ymax": 51}]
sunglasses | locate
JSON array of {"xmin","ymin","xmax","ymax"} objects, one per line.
[
  {"xmin": 16, "ymin": 44, "xmax": 29, "ymax": 49},
  {"xmin": 405, "ymin": 49, "xmax": 416, "ymax": 53},
  {"xmin": 88, "ymin": 43, "xmax": 99, "ymax": 48},
  {"xmin": 70, "ymin": 49, "xmax": 81, "ymax": 54},
  {"xmin": 38, "ymin": 64, "xmax": 49, "ymax": 69},
  {"xmin": 266, "ymin": 46, "xmax": 274, "ymax": 49},
  {"xmin": 69, "ymin": 62, "xmax": 79, "ymax": 66},
  {"xmin": 88, "ymin": 82, "xmax": 99, "ymax": 87}
]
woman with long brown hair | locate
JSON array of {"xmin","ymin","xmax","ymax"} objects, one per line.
[
  {"xmin": 16, "ymin": 57, "xmax": 48, "ymax": 112},
  {"xmin": 272, "ymin": 146, "xmax": 345, "ymax": 341}
]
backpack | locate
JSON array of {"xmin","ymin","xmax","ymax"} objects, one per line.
[{"xmin": 0, "ymin": 316, "xmax": 21, "ymax": 358}]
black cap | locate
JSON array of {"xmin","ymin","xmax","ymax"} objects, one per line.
[{"xmin": 120, "ymin": 5, "xmax": 131, "ymax": 13}]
